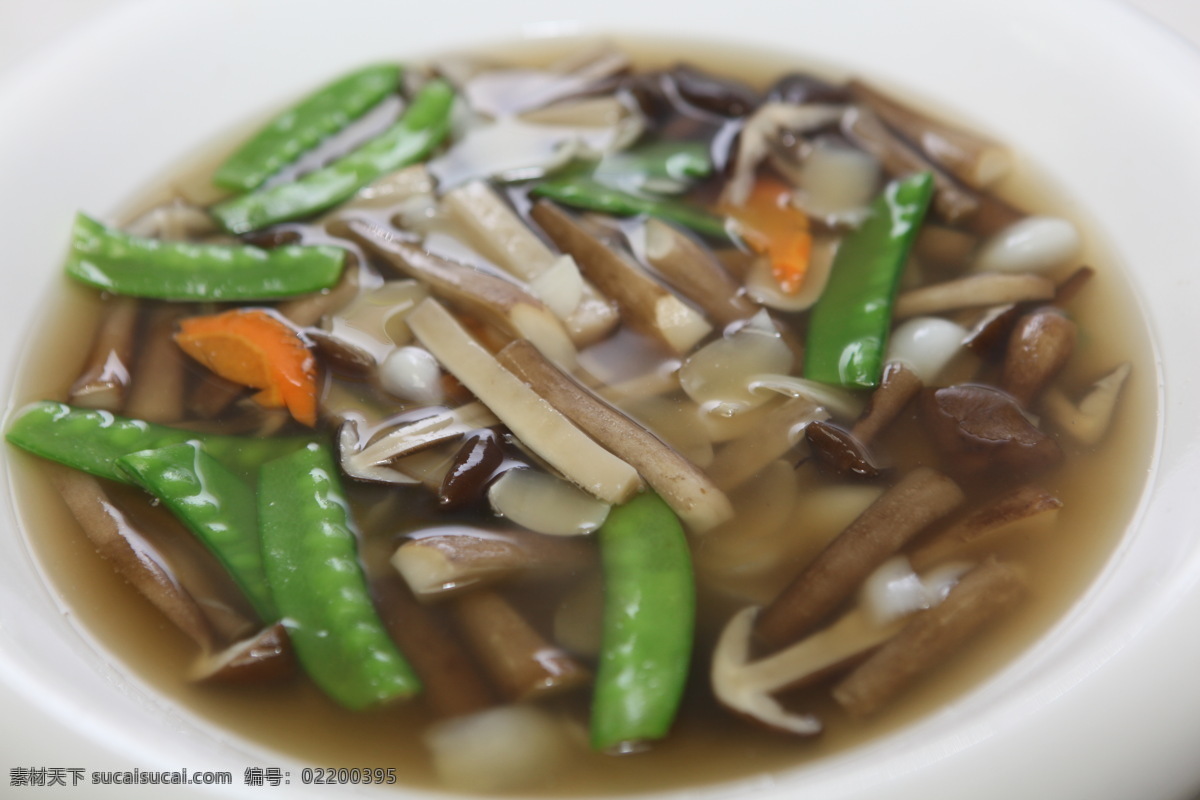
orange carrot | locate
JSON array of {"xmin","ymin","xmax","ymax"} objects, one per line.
[
  {"xmin": 174, "ymin": 308, "xmax": 318, "ymax": 426},
  {"xmin": 720, "ymin": 176, "xmax": 812, "ymax": 295}
]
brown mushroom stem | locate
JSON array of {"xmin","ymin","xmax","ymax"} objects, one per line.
[
  {"xmin": 189, "ymin": 622, "xmax": 295, "ymax": 684},
  {"xmin": 346, "ymin": 219, "xmax": 578, "ymax": 369},
  {"xmin": 754, "ymin": 467, "xmax": 965, "ymax": 649},
  {"xmin": 391, "ymin": 526, "xmax": 597, "ymax": 599},
  {"xmin": 450, "ymin": 588, "xmax": 591, "ymax": 703},
  {"xmin": 1041, "ymin": 362, "xmax": 1132, "ymax": 446},
  {"xmin": 48, "ymin": 465, "xmax": 217, "ymax": 651},
  {"xmin": 831, "ymin": 558, "xmax": 1026, "ymax": 717},
  {"xmin": 1000, "ymin": 307, "xmax": 1077, "ymax": 407},
  {"xmin": 893, "ymin": 273, "xmax": 1056, "ymax": 321},
  {"xmin": 407, "ymin": 298, "xmax": 641, "ymax": 504},
  {"xmin": 850, "ymin": 362, "xmax": 924, "ymax": 445},
  {"xmin": 441, "ymin": 180, "xmax": 618, "ymax": 345},
  {"xmin": 848, "ymin": 79, "xmax": 1013, "ymax": 189},
  {"xmin": 921, "ymin": 384, "xmax": 1063, "ymax": 477},
  {"xmin": 642, "ymin": 218, "xmax": 758, "ymax": 326},
  {"xmin": 497, "ymin": 339, "xmax": 733, "ymax": 533},
  {"xmin": 908, "ymin": 485, "xmax": 1062, "ymax": 571},
  {"xmin": 124, "ymin": 304, "xmax": 187, "ymax": 423},
  {"xmin": 531, "ymin": 200, "xmax": 712, "ymax": 355},
  {"xmin": 707, "ymin": 397, "xmax": 828, "ymax": 491},
  {"xmin": 373, "ymin": 575, "xmax": 497, "ymax": 718},
  {"xmin": 69, "ymin": 295, "xmax": 139, "ymax": 411}
]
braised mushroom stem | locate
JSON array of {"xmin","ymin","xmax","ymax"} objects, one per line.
[
  {"xmin": 189, "ymin": 621, "xmax": 295, "ymax": 684},
  {"xmin": 831, "ymin": 558, "xmax": 1026, "ymax": 717},
  {"xmin": 642, "ymin": 218, "xmax": 759, "ymax": 326},
  {"xmin": 1000, "ymin": 306, "xmax": 1077, "ymax": 407},
  {"xmin": 847, "ymin": 79, "xmax": 1013, "ymax": 189},
  {"xmin": 391, "ymin": 526, "xmax": 597, "ymax": 599},
  {"xmin": 373, "ymin": 575, "xmax": 497, "ymax": 718},
  {"xmin": 441, "ymin": 181, "xmax": 618, "ymax": 345},
  {"xmin": 123, "ymin": 304, "xmax": 188, "ymax": 423},
  {"xmin": 707, "ymin": 397, "xmax": 828, "ymax": 492},
  {"xmin": 530, "ymin": 199, "xmax": 713, "ymax": 355},
  {"xmin": 450, "ymin": 588, "xmax": 591, "ymax": 703},
  {"xmin": 406, "ymin": 297, "xmax": 642, "ymax": 505},
  {"xmin": 69, "ymin": 295, "xmax": 139, "ymax": 411},
  {"xmin": 497, "ymin": 339, "xmax": 734, "ymax": 533},
  {"xmin": 345, "ymin": 219, "xmax": 578, "ymax": 369},
  {"xmin": 893, "ymin": 272, "xmax": 1056, "ymax": 321},
  {"xmin": 1041, "ymin": 362, "xmax": 1132, "ymax": 446},
  {"xmin": 48, "ymin": 465, "xmax": 218, "ymax": 652},
  {"xmin": 754, "ymin": 467, "xmax": 965, "ymax": 649},
  {"xmin": 907, "ymin": 484, "xmax": 1062, "ymax": 571},
  {"xmin": 962, "ymin": 266, "xmax": 1094, "ymax": 360},
  {"xmin": 850, "ymin": 361, "xmax": 924, "ymax": 445}
]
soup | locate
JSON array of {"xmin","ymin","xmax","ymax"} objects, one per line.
[{"xmin": 4, "ymin": 38, "xmax": 1155, "ymax": 795}]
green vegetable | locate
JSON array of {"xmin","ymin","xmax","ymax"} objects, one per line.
[
  {"xmin": 212, "ymin": 79, "xmax": 455, "ymax": 234},
  {"xmin": 5, "ymin": 401, "xmax": 312, "ymax": 483},
  {"xmin": 803, "ymin": 171, "xmax": 935, "ymax": 390},
  {"xmin": 64, "ymin": 212, "xmax": 345, "ymax": 301},
  {"xmin": 116, "ymin": 441, "xmax": 276, "ymax": 621},
  {"xmin": 258, "ymin": 442, "xmax": 420, "ymax": 709},
  {"xmin": 590, "ymin": 492, "xmax": 695, "ymax": 753},
  {"xmin": 214, "ymin": 63, "xmax": 402, "ymax": 193},
  {"xmin": 532, "ymin": 141, "xmax": 728, "ymax": 240}
]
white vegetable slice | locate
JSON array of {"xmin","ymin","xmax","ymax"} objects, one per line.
[
  {"xmin": 747, "ymin": 374, "xmax": 866, "ymax": 420},
  {"xmin": 885, "ymin": 316, "xmax": 970, "ymax": 385},
  {"xmin": 407, "ymin": 298, "xmax": 641, "ymax": 504},
  {"xmin": 679, "ymin": 310, "xmax": 793, "ymax": 416},
  {"xmin": 973, "ymin": 216, "xmax": 1082, "ymax": 274},
  {"xmin": 487, "ymin": 468, "xmax": 610, "ymax": 536},
  {"xmin": 424, "ymin": 705, "xmax": 574, "ymax": 793}
]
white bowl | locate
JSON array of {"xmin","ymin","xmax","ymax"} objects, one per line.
[{"xmin": 2, "ymin": 1, "xmax": 1199, "ymax": 798}]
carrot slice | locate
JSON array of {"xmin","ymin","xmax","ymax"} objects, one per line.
[
  {"xmin": 174, "ymin": 308, "xmax": 318, "ymax": 426},
  {"xmin": 720, "ymin": 176, "xmax": 812, "ymax": 295}
]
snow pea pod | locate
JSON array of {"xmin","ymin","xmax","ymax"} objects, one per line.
[
  {"xmin": 212, "ymin": 79, "xmax": 455, "ymax": 234},
  {"xmin": 5, "ymin": 401, "xmax": 312, "ymax": 483},
  {"xmin": 116, "ymin": 441, "xmax": 276, "ymax": 621},
  {"xmin": 803, "ymin": 171, "xmax": 935, "ymax": 390},
  {"xmin": 258, "ymin": 442, "xmax": 421, "ymax": 709},
  {"xmin": 591, "ymin": 492, "xmax": 695, "ymax": 753},
  {"xmin": 65, "ymin": 212, "xmax": 346, "ymax": 301},
  {"xmin": 214, "ymin": 63, "xmax": 402, "ymax": 193}
]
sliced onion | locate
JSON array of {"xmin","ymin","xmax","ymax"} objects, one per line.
[
  {"xmin": 747, "ymin": 374, "xmax": 865, "ymax": 420},
  {"xmin": 378, "ymin": 346, "xmax": 445, "ymax": 405},
  {"xmin": 793, "ymin": 139, "xmax": 880, "ymax": 227},
  {"xmin": 487, "ymin": 468, "xmax": 611, "ymax": 536},
  {"xmin": 743, "ymin": 235, "xmax": 838, "ymax": 312},
  {"xmin": 973, "ymin": 216, "xmax": 1081, "ymax": 274},
  {"xmin": 679, "ymin": 310, "xmax": 793, "ymax": 416},
  {"xmin": 424, "ymin": 705, "xmax": 574, "ymax": 793},
  {"xmin": 886, "ymin": 316, "xmax": 970, "ymax": 385}
]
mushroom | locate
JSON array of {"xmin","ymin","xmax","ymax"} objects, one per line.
[
  {"xmin": 531, "ymin": 200, "xmax": 712, "ymax": 355},
  {"xmin": 461, "ymin": 46, "xmax": 631, "ymax": 118},
  {"xmin": 497, "ymin": 339, "xmax": 733, "ymax": 533},
  {"xmin": 721, "ymin": 102, "xmax": 846, "ymax": 208},
  {"xmin": 1000, "ymin": 306, "xmax": 1077, "ymax": 407},
  {"xmin": 754, "ymin": 466, "xmax": 965, "ymax": 649},
  {"xmin": 920, "ymin": 384, "xmax": 1063, "ymax": 477},
  {"xmin": 441, "ymin": 180, "xmax": 618, "ymax": 345},
  {"xmin": 804, "ymin": 420, "xmax": 885, "ymax": 480},
  {"xmin": 847, "ymin": 79, "xmax": 1013, "ymax": 189},
  {"xmin": 850, "ymin": 361, "xmax": 924, "ymax": 445},
  {"xmin": 391, "ymin": 525, "xmax": 596, "ymax": 599},
  {"xmin": 338, "ymin": 407, "xmax": 497, "ymax": 485},
  {"xmin": 706, "ymin": 396, "xmax": 828, "ymax": 491},
  {"xmin": 908, "ymin": 484, "xmax": 1062, "ymax": 571},
  {"xmin": 487, "ymin": 467, "xmax": 612, "ymax": 536},
  {"xmin": 711, "ymin": 605, "xmax": 902, "ymax": 736},
  {"xmin": 346, "ymin": 220, "xmax": 579, "ymax": 369},
  {"xmin": 451, "ymin": 588, "xmax": 591, "ymax": 702},
  {"xmin": 641, "ymin": 218, "xmax": 759, "ymax": 325},
  {"xmin": 1041, "ymin": 362, "xmax": 1132, "ymax": 446},
  {"xmin": 438, "ymin": 429, "xmax": 506, "ymax": 510},
  {"xmin": 832, "ymin": 558, "xmax": 1026, "ymax": 717},
  {"xmin": 407, "ymin": 297, "xmax": 642, "ymax": 505},
  {"xmin": 124, "ymin": 304, "xmax": 188, "ymax": 423},
  {"xmin": 189, "ymin": 622, "xmax": 295, "ymax": 684},
  {"xmin": 892, "ymin": 272, "xmax": 1056, "ymax": 321},
  {"xmin": 69, "ymin": 295, "xmax": 138, "ymax": 411}
]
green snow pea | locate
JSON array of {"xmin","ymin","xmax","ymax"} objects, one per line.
[
  {"xmin": 65, "ymin": 212, "xmax": 346, "ymax": 301},
  {"xmin": 211, "ymin": 79, "xmax": 455, "ymax": 234},
  {"xmin": 803, "ymin": 171, "xmax": 935, "ymax": 390},
  {"xmin": 258, "ymin": 442, "xmax": 421, "ymax": 709},
  {"xmin": 116, "ymin": 441, "xmax": 276, "ymax": 621},
  {"xmin": 590, "ymin": 492, "xmax": 695, "ymax": 753},
  {"xmin": 5, "ymin": 401, "xmax": 313, "ymax": 483},
  {"xmin": 214, "ymin": 63, "xmax": 402, "ymax": 193}
]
